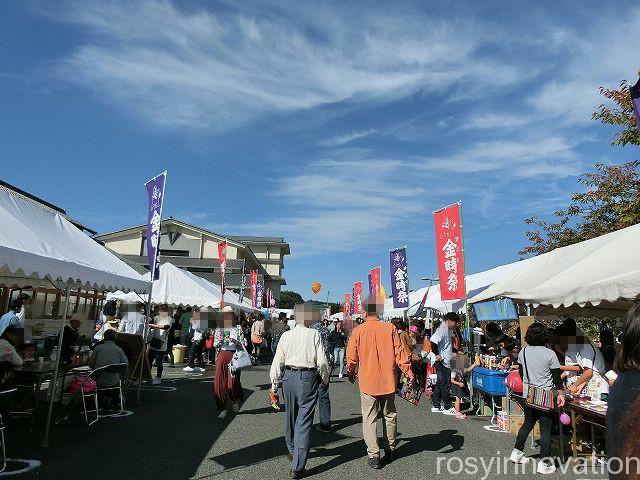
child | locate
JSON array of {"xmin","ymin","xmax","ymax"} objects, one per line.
[{"xmin": 450, "ymin": 354, "xmax": 476, "ymax": 419}]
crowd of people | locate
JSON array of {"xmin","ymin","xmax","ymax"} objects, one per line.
[{"xmin": 2, "ymin": 289, "xmax": 640, "ymax": 479}]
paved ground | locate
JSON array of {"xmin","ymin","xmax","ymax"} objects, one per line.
[{"xmin": 11, "ymin": 363, "xmax": 607, "ymax": 479}]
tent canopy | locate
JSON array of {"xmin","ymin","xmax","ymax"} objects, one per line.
[
  {"xmin": 469, "ymin": 223, "xmax": 640, "ymax": 309},
  {"xmin": 108, "ymin": 262, "xmax": 257, "ymax": 312},
  {"xmin": 384, "ymin": 260, "xmax": 528, "ymax": 318},
  {"xmin": 0, "ymin": 184, "xmax": 147, "ymax": 292}
]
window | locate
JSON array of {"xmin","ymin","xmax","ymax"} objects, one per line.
[{"xmin": 159, "ymin": 249, "xmax": 190, "ymax": 257}]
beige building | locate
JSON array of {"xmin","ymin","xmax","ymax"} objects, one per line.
[{"xmin": 94, "ymin": 218, "xmax": 290, "ymax": 299}]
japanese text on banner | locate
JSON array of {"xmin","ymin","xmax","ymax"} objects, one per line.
[
  {"xmin": 369, "ymin": 267, "xmax": 381, "ymax": 297},
  {"xmin": 390, "ymin": 247, "xmax": 410, "ymax": 308},
  {"xmin": 353, "ymin": 281, "xmax": 363, "ymax": 314},
  {"xmin": 145, "ymin": 172, "xmax": 166, "ymax": 280},
  {"xmin": 433, "ymin": 204, "xmax": 466, "ymax": 301}
]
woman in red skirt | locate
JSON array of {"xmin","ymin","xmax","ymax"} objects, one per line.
[{"xmin": 214, "ymin": 339, "xmax": 244, "ymax": 419}]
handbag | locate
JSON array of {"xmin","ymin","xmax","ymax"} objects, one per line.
[
  {"xmin": 149, "ymin": 337, "xmax": 164, "ymax": 350},
  {"xmin": 522, "ymin": 347, "xmax": 554, "ymax": 411},
  {"xmin": 231, "ymin": 342, "xmax": 254, "ymax": 373},
  {"xmin": 251, "ymin": 334, "xmax": 264, "ymax": 345},
  {"xmin": 396, "ymin": 374, "xmax": 423, "ymax": 406},
  {"xmin": 69, "ymin": 375, "xmax": 97, "ymax": 395}
]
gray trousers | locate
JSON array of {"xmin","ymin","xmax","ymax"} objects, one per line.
[
  {"xmin": 317, "ymin": 379, "xmax": 331, "ymax": 427},
  {"xmin": 282, "ymin": 369, "xmax": 320, "ymax": 472}
]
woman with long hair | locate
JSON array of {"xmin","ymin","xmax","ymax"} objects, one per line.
[
  {"xmin": 213, "ymin": 336, "xmax": 244, "ymax": 419},
  {"xmin": 607, "ymin": 303, "xmax": 640, "ymax": 479}
]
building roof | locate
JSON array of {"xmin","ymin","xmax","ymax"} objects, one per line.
[
  {"xmin": 95, "ymin": 217, "xmax": 290, "ymax": 265},
  {"xmin": 0, "ymin": 180, "xmax": 97, "ymax": 235},
  {"xmin": 228, "ymin": 235, "xmax": 286, "ymax": 244}
]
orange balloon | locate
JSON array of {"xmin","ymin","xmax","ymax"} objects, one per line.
[{"xmin": 311, "ymin": 282, "xmax": 321, "ymax": 294}]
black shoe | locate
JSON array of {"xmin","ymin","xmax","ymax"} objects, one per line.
[
  {"xmin": 316, "ymin": 424, "xmax": 332, "ymax": 433},
  {"xmin": 368, "ymin": 455, "xmax": 382, "ymax": 469},
  {"xmin": 290, "ymin": 468, "xmax": 305, "ymax": 478},
  {"xmin": 384, "ymin": 449, "xmax": 394, "ymax": 464},
  {"xmin": 287, "ymin": 453, "xmax": 293, "ymax": 461}
]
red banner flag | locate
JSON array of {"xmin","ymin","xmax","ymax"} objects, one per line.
[
  {"xmin": 343, "ymin": 293, "xmax": 351, "ymax": 319},
  {"xmin": 369, "ymin": 267, "xmax": 381, "ymax": 297},
  {"xmin": 218, "ymin": 240, "xmax": 227, "ymax": 308},
  {"xmin": 250, "ymin": 270, "xmax": 258, "ymax": 308},
  {"xmin": 434, "ymin": 203, "xmax": 466, "ymax": 301},
  {"xmin": 353, "ymin": 281, "xmax": 363, "ymax": 314}
]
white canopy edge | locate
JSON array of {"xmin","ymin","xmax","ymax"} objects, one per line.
[
  {"xmin": 469, "ymin": 223, "xmax": 640, "ymax": 310},
  {"xmin": 0, "ymin": 185, "xmax": 148, "ymax": 293}
]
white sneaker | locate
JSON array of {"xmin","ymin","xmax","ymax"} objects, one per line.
[
  {"xmin": 537, "ymin": 460, "xmax": 556, "ymax": 474},
  {"xmin": 152, "ymin": 378, "xmax": 161, "ymax": 385},
  {"xmin": 217, "ymin": 410, "xmax": 228, "ymax": 419},
  {"xmin": 509, "ymin": 449, "xmax": 530, "ymax": 464},
  {"xmin": 338, "ymin": 373, "xmax": 344, "ymax": 379},
  {"xmin": 431, "ymin": 407, "xmax": 443, "ymax": 413},
  {"xmin": 195, "ymin": 367, "xmax": 205, "ymax": 372},
  {"xmin": 442, "ymin": 408, "xmax": 457, "ymax": 416},
  {"xmin": 183, "ymin": 366, "xmax": 195, "ymax": 372}
]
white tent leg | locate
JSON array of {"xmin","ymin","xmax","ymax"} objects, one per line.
[{"xmin": 42, "ymin": 285, "xmax": 71, "ymax": 447}]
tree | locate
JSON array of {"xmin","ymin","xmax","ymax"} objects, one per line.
[
  {"xmin": 520, "ymin": 72, "xmax": 640, "ymax": 256},
  {"xmin": 277, "ymin": 290, "xmax": 304, "ymax": 309},
  {"xmin": 592, "ymin": 72, "xmax": 640, "ymax": 146},
  {"xmin": 519, "ymin": 162, "xmax": 640, "ymax": 256}
]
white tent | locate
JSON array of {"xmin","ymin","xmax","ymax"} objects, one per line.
[
  {"xmin": 108, "ymin": 262, "xmax": 257, "ymax": 312},
  {"xmin": 0, "ymin": 183, "xmax": 149, "ymax": 446},
  {"xmin": 384, "ymin": 260, "xmax": 529, "ymax": 318},
  {"xmin": 0, "ymin": 184, "xmax": 147, "ymax": 292},
  {"xmin": 469, "ymin": 223, "xmax": 640, "ymax": 310}
]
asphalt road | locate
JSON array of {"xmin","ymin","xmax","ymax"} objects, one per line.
[{"xmin": 11, "ymin": 363, "xmax": 607, "ymax": 480}]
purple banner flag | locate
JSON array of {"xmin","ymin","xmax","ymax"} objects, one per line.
[
  {"xmin": 368, "ymin": 272, "xmax": 372, "ymax": 295},
  {"xmin": 390, "ymin": 246, "xmax": 410, "ymax": 309},
  {"xmin": 631, "ymin": 77, "xmax": 640, "ymax": 131},
  {"xmin": 145, "ymin": 172, "xmax": 167, "ymax": 280}
]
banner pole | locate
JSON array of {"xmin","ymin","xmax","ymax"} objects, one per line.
[
  {"xmin": 137, "ymin": 279, "xmax": 154, "ymax": 404},
  {"xmin": 43, "ymin": 284, "xmax": 71, "ymax": 447},
  {"xmin": 457, "ymin": 200, "xmax": 471, "ymax": 348}
]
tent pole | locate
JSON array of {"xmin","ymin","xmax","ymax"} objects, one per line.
[
  {"xmin": 137, "ymin": 279, "xmax": 155, "ymax": 404},
  {"xmin": 43, "ymin": 284, "xmax": 71, "ymax": 447}
]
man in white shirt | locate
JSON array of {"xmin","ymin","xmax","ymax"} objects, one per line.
[
  {"xmin": 429, "ymin": 312, "xmax": 461, "ymax": 415},
  {"xmin": 118, "ymin": 302, "xmax": 147, "ymax": 336},
  {"xmin": 270, "ymin": 302, "xmax": 330, "ymax": 479}
]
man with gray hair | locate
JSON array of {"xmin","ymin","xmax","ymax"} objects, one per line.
[
  {"xmin": 346, "ymin": 294, "xmax": 413, "ymax": 469},
  {"xmin": 270, "ymin": 302, "xmax": 330, "ymax": 479}
]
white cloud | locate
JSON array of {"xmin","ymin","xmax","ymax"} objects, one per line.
[
  {"xmin": 528, "ymin": 10, "xmax": 640, "ymax": 125},
  {"xmin": 459, "ymin": 113, "xmax": 530, "ymax": 131},
  {"xmin": 320, "ymin": 129, "xmax": 377, "ymax": 147},
  {"xmin": 48, "ymin": 0, "xmax": 527, "ymax": 132}
]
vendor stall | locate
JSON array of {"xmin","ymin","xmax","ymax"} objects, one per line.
[
  {"xmin": 0, "ymin": 184, "xmax": 147, "ymax": 445},
  {"xmin": 469, "ymin": 224, "xmax": 640, "ymax": 458}
]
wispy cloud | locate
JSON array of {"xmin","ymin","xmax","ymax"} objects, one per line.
[
  {"xmin": 459, "ymin": 113, "xmax": 530, "ymax": 131},
  {"xmin": 320, "ymin": 129, "xmax": 377, "ymax": 147},
  {"xmin": 47, "ymin": 0, "xmax": 528, "ymax": 132}
]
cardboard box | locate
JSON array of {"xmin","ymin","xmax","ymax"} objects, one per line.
[{"xmin": 508, "ymin": 415, "xmax": 540, "ymax": 437}]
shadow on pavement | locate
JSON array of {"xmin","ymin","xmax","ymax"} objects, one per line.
[{"xmin": 9, "ymin": 371, "xmax": 245, "ymax": 480}]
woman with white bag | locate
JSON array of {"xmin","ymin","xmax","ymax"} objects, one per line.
[{"xmin": 214, "ymin": 307, "xmax": 245, "ymax": 419}]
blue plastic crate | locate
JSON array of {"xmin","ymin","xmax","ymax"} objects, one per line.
[{"xmin": 471, "ymin": 367, "xmax": 509, "ymax": 396}]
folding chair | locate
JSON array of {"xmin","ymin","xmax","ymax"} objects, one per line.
[
  {"xmin": 76, "ymin": 363, "xmax": 128, "ymax": 426},
  {"xmin": 0, "ymin": 388, "xmax": 17, "ymax": 473}
]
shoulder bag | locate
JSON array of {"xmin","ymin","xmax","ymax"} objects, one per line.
[
  {"xmin": 231, "ymin": 341, "xmax": 254, "ymax": 373},
  {"xmin": 522, "ymin": 347, "xmax": 554, "ymax": 411}
]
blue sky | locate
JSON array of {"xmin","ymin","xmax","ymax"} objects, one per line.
[{"xmin": 1, "ymin": 1, "xmax": 639, "ymax": 301}]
